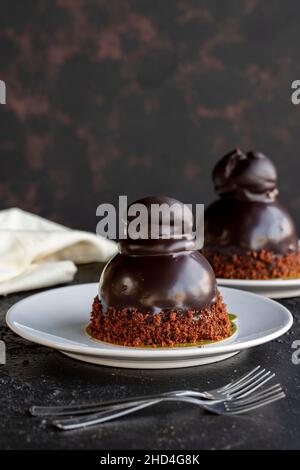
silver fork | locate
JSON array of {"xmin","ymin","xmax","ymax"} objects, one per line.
[
  {"xmin": 30, "ymin": 365, "xmax": 272, "ymax": 417},
  {"xmin": 29, "ymin": 366, "xmax": 275, "ymax": 417},
  {"xmin": 30, "ymin": 366, "xmax": 273, "ymax": 417},
  {"xmin": 53, "ymin": 384, "xmax": 285, "ymax": 431}
]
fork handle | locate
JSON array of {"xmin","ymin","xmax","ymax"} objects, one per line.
[
  {"xmin": 53, "ymin": 399, "xmax": 161, "ymax": 430},
  {"xmin": 53, "ymin": 396, "xmax": 203, "ymax": 431},
  {"xmin": 30, "ymin": 390, "xmax": 205, "ymax": 417}
]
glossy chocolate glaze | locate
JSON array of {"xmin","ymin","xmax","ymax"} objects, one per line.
[
  {"xmin": 119, "ymin": 196, "xmax": 195, "ymax": 255},
  {"xmin": 213, "ymin": 149, "xmax": 278, "ymax": 202},
  {"xmin": 99, "ymin": 197, "xmax": 217, "ymax": 313},
  {"xmin": 205, "ymin": 149, "xmax": 298, "ymax": 255}
]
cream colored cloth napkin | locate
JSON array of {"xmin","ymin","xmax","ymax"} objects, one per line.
[{"xmin": 0, "ymin": 208, "xmax": 117, "ymax": 295}]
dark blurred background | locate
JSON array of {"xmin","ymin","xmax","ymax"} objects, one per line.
[{"xmin": 1, "ymin": 0, "xmax": 300, "ymax": 231}]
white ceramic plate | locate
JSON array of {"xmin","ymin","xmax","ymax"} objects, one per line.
[
  {"xmin": 6, "ymin": 283, "xmax": 293, "ymax": 369},
  {"xmin": 217, "ymin": 277, "xmax": 300, "ymax": 299},
  {"xmin": 61, "ymin": 351, "xmax": 240, "ymax": 369}
]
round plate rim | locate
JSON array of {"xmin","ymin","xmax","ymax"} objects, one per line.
[
  {"xmin": 217, "ymin": 277, "xmax": 300, "ymax": 287},
  {"xmin": 6, "ymin": 283, "xmax": 293, "ymax": 359}
]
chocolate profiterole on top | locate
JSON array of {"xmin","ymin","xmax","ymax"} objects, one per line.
[
  {"xmin": 203, "ymin": 149, "xmax": 300, "ymax": 279},
  {"xmin": 90, "ymin": 196, "xmax": 231, "ymax": 347}
]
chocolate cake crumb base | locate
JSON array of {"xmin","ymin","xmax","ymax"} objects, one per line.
[
  {"xmin": 90, "ymin": 294, "xmax": 230, "ymax": 347},
  {"xmin": 203, "ymin": 249, "xmax": 300, "ymax": 280}
]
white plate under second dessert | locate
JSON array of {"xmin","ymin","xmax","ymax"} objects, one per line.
[
  {"xmin": 217, "ymin": 277, "xmax": 300, "ymax": 299},
  {"xmin": 6, "ymin": 283, "xmax": 293, "ymax": 369}
]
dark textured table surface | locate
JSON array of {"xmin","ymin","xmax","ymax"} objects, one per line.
[{"xmin": 0, "ymin": 263, "xmax": 300, "ymax": 450}]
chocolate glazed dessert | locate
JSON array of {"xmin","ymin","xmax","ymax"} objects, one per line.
[
  {"xmin": 203, "ymin": 149, "xmax": 300, "ymax": 280},
  {"xmin": 90, "ymin": 197, "xmax": 231, "ymax": 347}
]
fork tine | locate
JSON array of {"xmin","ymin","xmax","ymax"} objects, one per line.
[
  {"xmin": 229, "ymin": 371, "xmax": 275, "ymax": 398},
  {"xmin": 227, "ymin": 385, "xmax": 283, "ymax": 409},
  {"xmin": 226, "ymin": 392, "xmax": 285, "ymax": 414},
  {"xmin": 231, "ymin": 384, "xmax": 282, "ymax": 404},
  {"xmin": 219, "ymin": 366, "xmax": 262, "ymax": 392},
  {"xmin": 221, "ymin": 368, "xmax": 266, "ymax": 395}
]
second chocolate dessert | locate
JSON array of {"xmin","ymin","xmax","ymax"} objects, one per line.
[
  {"xmin": 90, "ymin": 196, "xmax": 231, "ymax": 347},
  {"xmin": 203, "ymin": 149, "xmax": 300, "ymax": 279}
]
